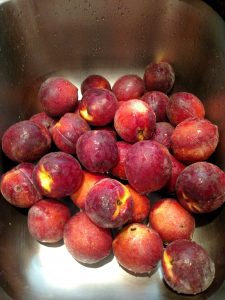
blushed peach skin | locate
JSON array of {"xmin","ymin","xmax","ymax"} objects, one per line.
[{"xmin": 81, "ymin": 74, "xmax": 111, "ymax": 95}]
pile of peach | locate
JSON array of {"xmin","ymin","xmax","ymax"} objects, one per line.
[{"xmin": 1, "ymin": 61, "xmax": 224, "ymax": 295}]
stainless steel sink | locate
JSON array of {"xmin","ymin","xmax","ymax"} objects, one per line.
[{"xmin": 0, "ymin": 0, "xmax": 225, "ymax": 299}]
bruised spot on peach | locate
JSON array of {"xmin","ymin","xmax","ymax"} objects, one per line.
[
  {"xmin": 163, "ymin": 251, "xmax": 174, "ymax": 279},
  {"xmin": 112, "ymin": 186, "xmax": 132, "ymax": 219},
  {"xmin": 38, "ymin": 166, "xmax": 53, "ymax": 192},
  {"xmin": 80, "ymin": 109, "xmax": 94, "ymax": 122}
]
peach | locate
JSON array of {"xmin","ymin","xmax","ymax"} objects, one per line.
[
  {"xmin": 125, "ymin": 140, "xmax": 172, "ymax": 193},
  {"xmin": 152, "ymin": 122, "xmax": 174, "ymax": 149},
  {"xmin": 28, "ymin": 199, "xmax": 71, "ymax": 243},
  {"xmin": 85, "ymin": 178, "xmax": 133, "ymax": 228},
  {"xmin": 163, "ymin": 154, "xmax": 185, "ymax": 194},
  {"xmin": 166, "ymin": 92, "xmax": 205, "ymax": 126},
  {"xmin": 76, "ymin": 130, "xmax": 118, "ymax": 173},
  {"xmin": 144, "ymin": 62, "xmax": 175, "ymax": 93},
  {"xmin": 126, "ymin": 185, "xmax": 150, "ymax": 223},
  {"xmin": 113, "ymin": 223, "xmax": 163, "ymax": 274},
  {"xmin": 110, "ymin": 141, "xmax": 132, "ymax": 180},
  {"xmin": 112, "ymin": 74, "xmax": 145, "ymax": 101},
  {"xmin": 81, "ymin": 74, "xmax": 111, "ymax": 95},
  {"xmin": 64, "ymin": 212, "xmax": 112, "ymax": 264},
  {"xmin": 33, "ymin": 152, "xmax": 83, "ymax": 198},
  {"xmin": 176, "ymin": 162, "xmax": 225, "ymax": 213},
  {"xmin": 38, "ymin": 77, "xmax": 78, "ymax": 117},
  {"xmin": 70, "ymin": 171, "xmax": 107, "ymax": 210},
  {"xmin": 0, "ymin": 163, "xmax": 41, "ymax": 208},
  {"xmin": 30, "ymin": 112, "xmax": 57, "ymax": 134},
  {"xmin": 51, "ymin": 113, "xmax": 90, "ymax": 154},
  {"xmin": 149, "ymin": 198, "xmax": 195, "ymax": 243},
  {"xmin": 171, "ymin": 118, "xmax": 219, "ymax": 164},
  {"xmin": 79, "ymin": 88, "xmax": 118, "ymax": 126},
  {"xmin": 114, "ymin": 99, "xmax": 156, "ymax": 142},
  {"xmin": 2, "ymin": 120, "xmax": 51, "ymax": 163},
  {"xmin": 162, "ymin": 239, "xmax": 215, "ymax": 294},
  {"xmin": 141, "ymin": 91, "xmax": 169, "ymax": 122}
]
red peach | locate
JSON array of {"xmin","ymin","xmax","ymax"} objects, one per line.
[
  {"xmin": 149, "ymin": 198, "xmax": 195, "ymax": 243},
  {"xmin": 2, "ymin": 120, "xmax": 51, "ymax": 163},
  {"xmin": 152, "ymin": 122, "xmax": 174, "ymax": 149},
  {"xmin": 125, "ymin": 140, "xmax": 172, "ymax": 193},
  {"xmin": 166, "ymin": 92, "xmax": 205, "ymax": 126},
  {"xmin": 81, "ymin": 74, "xmax": 111, "ymax": 95},
  {"xmin": 144, "ymin": 62, "xmax": 175, "ymax": 93},
  {"xmin": 110, "ymin": 141, "xmax": 132, "ymax": 180},
  {"xmin": 176, "ymin": 162, "xmax": 225, "ymax": 213},
  {"xmin": 70, "ymin": 171, "xmax": 107, "ymax": 210},
  {"xmin": 64, "ymin": 212, "xmax": 112, "ymax": 264},
  {"xmin": 51, "ymin": 113, "xmax": 90, "ymax": 154},
  {"xmin": 113, "ymin": 223, "xmax": 163, "ymax": 274},
  {"xmin": 126, "ymin": 185, "xmax": 150, "ymax": 223},
  {"xmin": 33, "ymin": 152, "xmax": 83, "ymax": 198},
  {"xmin": 76, "ymin": 130, "xmax": 118, "ymax": 173},
  {"xmin": 85, "ymin": 178, "xmax": 133, "ymax": 228},
  {"xmin": 79, "ymin": 88, "xmax": 118, "ymax": 126},
  {"xmin": 0, "ymin": 163, "xmax": 41, "ymax": 208},
  {"xmin": 114, "ymin": 99, "xmax": 156, "ymax": 142},
  {"xmin": 28, "ymin": 199, "xmax": 71, "ymax": 243},
  {"xmin": 163, "ymin": 154, "xmax": 185, "ymax": 194},
  {"xmin": 30, "ymin": 112, "xmax": 57, "ymax": 134},
  {"xmin": 141, "ymin": 91, "xmax": 169, "ymax": 122},
  {"xmin": 38, "ymin": 77, "xmax": 78, "ymax": 117},
  {"xmin": 171, "ymin": 118, "xmax": 219, "ymax": 164},
  {"xmin": 162, "ymin": 239, "xmax": 215, "ymax": 294},
  {"xmin": 112, "ymin": 74, "xmax": 145, "ymax": 101}
]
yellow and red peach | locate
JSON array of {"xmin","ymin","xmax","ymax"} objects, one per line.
[
  {"xmin": 114, "ymin": 99, "xmax": 156, "ymax": 142},
  {"xmin": 113, "ymin": 223, "xmax": 163, "ymax": 274},
  {"xmin": 79, "ymin": 88, "xmax": 118, "ymax": 126},
  {"xmin": 85, "ymin": 178, "xmax": 133, "ymax": 228},
  {"xmin": 2, "ymin": 120, "xmax": 51, "ymax": 163},
  {"xmin": 141, "ymin": 91, "xmax": 169, "ymax": 122},
  {"xmin": 38, "ymin": 77, "xmax": 78, "ymax": 117},
  {"xmin": 171, "ymin": 118, "xmax": 219, "ymax": 164},
  {"xmin": 149, "ymin": 198, "xmax": 195, "ymax": 243},
  {"xmin": 112, "ymin": 74, "xmax": 145, "ymax": 102},
  {"xmin": 70, "ymin": 171, "xmax": 107, "ymax": 210},
  {"xmin": 176, "ymin": 162, "xmax": 225, "ymax": 213},
  {"xmin": 162, "ymin": 239, "xmax": 215, "ymax": 294},
  {"xmin": 51, "ymin": 113, "xmax": 90, "ymax": 154},
  {"xmin": 28, "ymin": 199, "xmax": 71, "ymax": 243},
  {"xmin": 63, "ymin": 211, "xmax": 112, "ymax": 264},
  {"xmin": 125, "ymin": 140, "xmax": 172, "ymax": 193},
  {"xmin": 166, "ymin": 92, "xmax": 205, "ymax": 126},
  {"xmin": 81, "ymin": 74, "xmax": 111, "ymax": 95},
  {"xmin": 126, "ymin": 185, "xmax": 150, "ymax": 223},
  {"xmin": 76, "ymin": 130, "xmax": 118, "ymax": 173},
  {"xmin": 144, "ymin": 62, "xmax": 175, "ymax": 93},
  {"xmin": 33, "ymin": 152, "xmax": 83, "ymax": 198},
  {"xmin": 0, "ymin": 163, "xmax": 41, "ymax": 208}
]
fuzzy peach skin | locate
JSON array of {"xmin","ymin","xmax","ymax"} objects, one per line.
[
  {"xmin": 143, "ymin": 62, "xmax": 175, "ymax": 93},
  {"xmin": 63, "ymin": 212, "xmax": 112, "ymax": 264},
  {"xmin": 85, "ymin": 178, "xmax": 133, "ymax": 228},
  {"xmin": 70, "ymin": 171, "xmax": 107, "ymax": 210},
  {"xmin": 33, "ymin": 152, "xmax": 83, "ymax": 198},
  {"xmin": 162, "ymin": 239, "xmax": 215, "ymax": 294},
  {"xmin": 149, "ymin": 198, "xmax": 195, "ymax": 243},
  {"xmin": 2, "ymin": 120, "xmax": 51, "ymax": 163},
  {"xmin": 28, "ymin": 199, "xmax": 71, "ymax": 243},
  {"xmin": 125, "ymin": 140, "xmax": 172, "ymax": 194},
  {"xmin": 171, "ymin": 118, "xmax": 219, "ymax": 164},
  {"xmin": 113, "ymin": 223, "xmax": 163, "ymax": 274},
  {"xmin": 1, "ymin": 163, "xmax": 41, "ymax": 208},
  {"xmin": 114, "ymin": 99, "xmax": 156, "ymax": 143},
  {"xmin": 38, "ymin": 77, "xmax": 78, "ymax": 117},
  {"xmin": 176, "ymin": 162, "xmax": 225, "ymax": 213}
]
